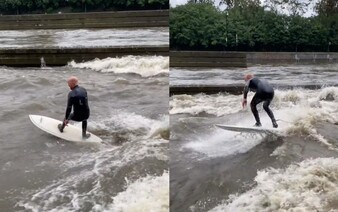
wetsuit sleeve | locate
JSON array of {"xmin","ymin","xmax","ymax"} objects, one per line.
[
  {"xmin": 243, "ymin": 81, "xmax": 249, "ymax": 99},
  {"xmin": 65, "ymin": 92, "xmax": 73, "ymax": 120}
]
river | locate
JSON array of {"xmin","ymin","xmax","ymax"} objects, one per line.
[
  {"xmin": 0, "ymin": 28, "xmax": 169, "ymax": 211},
  {"xmin": 170, "ymin": 62, "xmax": 338, "ymax": 211}
]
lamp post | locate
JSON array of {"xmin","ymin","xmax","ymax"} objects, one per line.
[
  {"xmin": 236, "ymin": 33, "xmax": 238, "ymax": 51},
  {"xmin": 82, "ymin": 0, "xmax": 87, "ymax": 12},
  {"xmin": 328, "ymin": 41, "xmax": 331, "ymax": 52}
]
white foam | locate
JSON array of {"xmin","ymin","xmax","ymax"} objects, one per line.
[
  {"xmin": 172, "ymin": 87, "xmax": 338, "ymax": 150},
  {"xmin": 104, "ymin": 172, "xmax": 169, "ymax": 212},
  {"xmin": 272, "ymin": 88, "xmax": 338, "ymax": 147},
  {"xmin": 0, "ymin": 28, "xmax": 168, "ymax": 48},
  {"xmin": 184, "ymin": 128, "xmax": 263, "ymax": 158},
  {"xmin": 318, "ymin": 87, "xmax": 338, "ymax": 101},
  {"xmin": 89, "ymin": 110, "xmax": 169, "ymax": 140},
  {"xmin": 113, "ymin": 77, "xmax": 129, "ymax": 84},
  {"xmin": 17, "ymin": 170, "xmax": 94, "ymax": 212},
  {"xmin": 210, "ymin": 157, "xmax": 338, "ymax": 211},
  {"xmin": 17, "ymin": 139, "xmax": 168, "ymax": 211},
  {"xmin": 68, "ymin": 55, "xmax": 169, "ymax": 77},
  {"xmin": 147, "ymin": 115, "xmax": 170, "ymax": 139},
  {"xmin": 85, "ymin": 111, "xmax": 169, "ymax": 162},
  {"xmin": 270, "ymin": 144, "xmax": 288, "ymax": 157},
  {"xmin": 17, "ymin": 111, "xmax": 168, "ymax": 211},
  {"xmin": 170, "ymin": 93, "xmax": 242, "ymax": 116}
]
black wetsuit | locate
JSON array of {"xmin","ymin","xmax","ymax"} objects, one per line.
[
  {"xmin": 65, "ymin": 85, "xmax": 90, "ymax": 134},
  {"xmin": 244, "ymin": 78, "xmax": 277, "ymax": 127}
]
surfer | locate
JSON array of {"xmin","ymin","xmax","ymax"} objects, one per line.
[
  {"xmin": 242, "ymin": 74, "xmax": 278, "ymax": 128},
  {"xmin": 58, "ymin": 76, "xmax": 91, "ymax": 138}
]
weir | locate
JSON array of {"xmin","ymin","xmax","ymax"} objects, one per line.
[
  {"xmin": 0, "ymin": 46, "xmax": 168, "ymax": 67},
  {"xmin": 170, "ymin": 84, "xmax": 337, "ymax": 96}
]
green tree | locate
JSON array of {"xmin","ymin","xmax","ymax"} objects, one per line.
[
  {"xmin": 0, "ymin": 0, "xmax": 168, "ymax": 14},
  {"xmin": 170, "ymin": 2, "xmax": 226, "ymax": 49},
  {"xmin": 5, "ymin": 0, "xmax": 22, "ymax": 14},
  {"xmin": 315, "ymin": 0, "xmax": 338, "ymax": 51},
  {"xmin": 287, "ymin": 16, "xmax": 312, "ymax": 51},
  {"xmin": 170, "ymin": 0, "xmax": 337, "ymax": 51}
]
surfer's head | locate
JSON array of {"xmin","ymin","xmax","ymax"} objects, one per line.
[
  {"xmin": 67, "ymin": 76, "xmax": 78, "ymax": 90},
  {"xmin": 244, "ymin": 74, "xmax": 254, "ymax": 82}
]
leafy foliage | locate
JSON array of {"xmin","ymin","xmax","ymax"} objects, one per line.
[
  {"xmin": 170, "ymin": 1, "xmax": 338, "ymax": 51},
  {"xmin": 0, "ymin": 0, "xmax": 169, "ymax": 14},
  {"xmin": 170, "ymin": 2, "xmax": 226, "ymax": 49}
]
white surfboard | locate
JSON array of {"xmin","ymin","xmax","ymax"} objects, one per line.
[
  {"xmin": 29, "ymin": 115, "xmax": 102, "ymax": 143},
  {"xmin": 215, "ymin": 124, "xmax": 279, "ymax": 135}
]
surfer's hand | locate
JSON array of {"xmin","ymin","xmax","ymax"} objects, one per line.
[
  {"xmin": 63, "ymin": 119, "xmax": 69, "ymax": 126},
  {"xmin": 242, "ymin": 99, "xmax": 247, "ymax": 108}
]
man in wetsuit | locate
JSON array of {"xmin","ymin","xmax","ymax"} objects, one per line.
[
  {"xmin": 242, "ymin": 74, "xmax": 278, "ymax": 128},
  {"xmin": 58, "ymin": 76, "xmax": 91, "ymax": 138}
]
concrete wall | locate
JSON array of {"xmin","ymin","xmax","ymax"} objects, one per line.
[
  {"xmin": 170, "ymin": 85, "xmax": 244, "ymax": 96},
  {"xmin": 246, "ymin": 52, "xmax": 338, "ymax": 63},
  {"xmin": 170, "ymin": 51, "xmax": 338, "ymax": 68},
  {"xmin": 170, "ymin": 51, "xmax": 247, "ymax": 68},
  {"xmin": 0, "ymin": 46, "xmax": 168, "ymax": 67},
  {"xmin": 170, "ymin": 84, "xmax": 333, "ymax": 96},
  {"xmin": 0, "ymin": 10, "xmax": 168, "ymax": 29}
]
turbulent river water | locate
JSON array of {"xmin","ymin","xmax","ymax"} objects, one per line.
[
  {"xmin": 0, "ymin": 28, "xmax": 169, "ymax": 211},
  {"xmin": 2, "ymin": 25, "xmax": 338, "ymax": 212},
  {"xmin": 170, "ymin": 62, "xmax": 338, "ymax": 211},
  {"xmin": 0, "ymin": 28, "xmax": 168, "ymax": 48}
]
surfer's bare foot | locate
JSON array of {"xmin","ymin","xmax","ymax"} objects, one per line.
[
  {"xmin": 58, "ymin": 124, "xmax": 64, "ymax": 133},
  {"xmin": 254, "ymin": 122, "xmax": 262, "ymax": 127},
  {"xmin": 82, "ymin": 133, "xmax": 91, "ymax": 139}
]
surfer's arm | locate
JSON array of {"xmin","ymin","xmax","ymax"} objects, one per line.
[
  {"xmin": 65, "ymin": 94, "xmax": 73, "ymax": 120},
  {"xmin": 242, "ymin": 83, "xmax": 249, "ymax": 108},
  {"xmin": 243, "ymin": 83, "xmax": 249, "ymax": 100}
]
